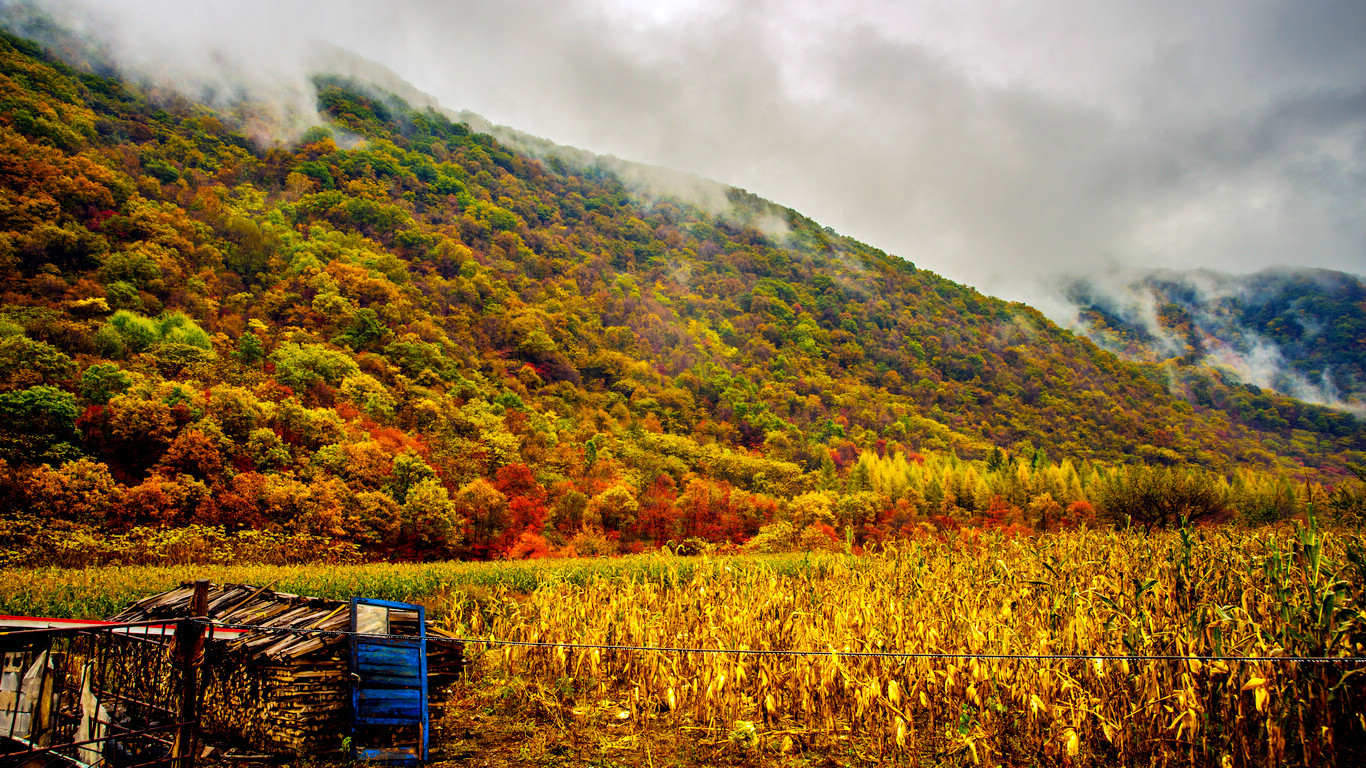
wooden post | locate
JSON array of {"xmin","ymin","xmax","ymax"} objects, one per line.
[{"xmin": 172, "ymin": 579, "xmax": 210, "ymax": 768}]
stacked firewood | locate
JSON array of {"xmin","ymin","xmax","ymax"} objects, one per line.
[
  {"xmin": 202, "ymin": 651, "xmax": 351, "ymax": 754},
  {"xmin": 426, "ymin": 628, "xmax": 465, "ymax": 698},
  {"xmin": 108, "ymin": 582, "xmax": 464, "ymax": 756}
]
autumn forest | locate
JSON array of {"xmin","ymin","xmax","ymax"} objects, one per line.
[{"xmin": 1, "ymin": 28, "xmax": 1363, "ymax": 566}]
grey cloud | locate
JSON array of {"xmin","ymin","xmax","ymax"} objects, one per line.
[{"xmin": 13, "ymin": 0, "xmax": 1363, "ymax": 311}]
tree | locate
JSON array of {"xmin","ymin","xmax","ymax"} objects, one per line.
[
  {"xmin": 157, "ymin": 312, "xmax": 212, "ymax": 349},
  {"xmin": 113, "ymin": 473, "xmax": 211, "ymax": 529},
  {"xmin": 78, "ymin": 363, "xmax": 132, "ymax": 405},
  {"xmin": 746, "ymin": 521, "xmax": 798, "ymax": 553},
  {"xmin": 788, "ymin": 491, "xmax": 836, "ymax": 530},
  {"xmin": 454, "ymin": 478, "xmax": 509, "ymax": 558},
  {"xmin": 494, "ymin": 463, "xmax": 548, "ymax": 552},
  {"xmin": 107, "ymin": 310, "xmax": 160, "ymax": 353},
  {"xmin": 388, "ymin": 450, "xmax": 436, "ymax": 504},
  {"xmin": 87, "ymin": 392, "xmax": 177, "ymax": 473},
  {"xmin": 154, "ymin": 428, "xmax": 225, "ymax": 482},
  {"xmin": 237, "ymin": 331, "xmax": 265, "ymax": 365},
  {"xmin": 0, "ymin": 336, "xmax": 76, "ymax": 390},
  {"xmin": 246, "ymin": 427, "xmax": 291, "ymax": 471},
  {"xmin": 271, "ymin": 342, "xmax": 360, "ymax": 391},
  {"xmin": 401, "ymin": 478, "xmax": 463, "ymax": 558},
  {"xmin": 587, "ymin": 485, "xmax": 639, "ymax": 532},
  {"xmin": 337, "ymin": 307, "xmax": 389, "ymax": 351},
  {"xmin": 354, "ymin": 490, "xmax": 402, "ymax": 547},
  {"xmin": 636, "ymin": 473, "xmax": 679, "ymax": 546},
  {"xmin": 1095, "ymin": 466, "xmax": 1228, "ymax": 531},
  {"xmin": 340, "ymin": 373, "xmax": 395, "ymax": 421},
  {"xmin": 0, "ymin": 385, "xmax": 81, "ymax": 464},
  {"xmin": 24, "ymin": 458, "xmax": 120, "ymax": 524},
  {"xmin": 205, "ymin": 386, "xmax": 267, "ymax": 442}
]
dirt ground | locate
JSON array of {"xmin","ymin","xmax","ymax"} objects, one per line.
[
  {"xmin": 423, "ymin": 676, "xmax": 951, "ymax": 768},
  {"xmin": 201, "ymin": 675, "xmax": 968, "ymax": 768}
]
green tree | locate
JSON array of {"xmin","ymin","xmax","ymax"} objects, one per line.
[
  {"xmin": 0, "ymin": 385, "xmax": 81, "ymax": 463},
  {"xmin": 337, "ymin": 307, "xmax": 389, "ymax": 351},
  {"xmin": 271, "ymin": 342, "xmax": 360, "ymax": 391},
  {"xmin": 1095, "ymin": 466, "xmax": 1228, "ymax": 531},
  {"xmin": 157, "ymin": 312, "xmax": 211, "ymax": 349},
  {"xmin": 388, "ymin": 450, "xmax": 437, "ymax": 505},
  {"xmin": 107, "ymin": 310, "xmax": 160, "ymax": 352},
  {"xmin": 0, "ymin": 336, "xmax": 76, "ymax": 390},
  {"xmin": 78, "ymin": 363, "xmax": 132, "ymax": 405},
  {"xmin": 246, "ymin": 427, "xmax": 291, "ymax": 471},
  {"xmin": 237, "ymin": 332, "xmax": 265, "ymax": 365}
]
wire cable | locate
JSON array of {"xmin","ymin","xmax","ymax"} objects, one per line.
[{"xmin": 202, "ymin": 620, "xmax": 1365, "ymax": 665}]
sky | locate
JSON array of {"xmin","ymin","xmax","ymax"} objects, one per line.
[{"xmin": 16, "ymin": 0, "xmax": 1366, "ymax": 311}]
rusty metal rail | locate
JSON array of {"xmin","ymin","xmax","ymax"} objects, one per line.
[{"xmin": 1, "ymin": 581, "xmax": 210, "ymax": 768}]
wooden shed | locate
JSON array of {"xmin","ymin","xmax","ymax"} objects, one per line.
[{"xmin": 107, "ymin": 583, "xmax": 463, "ymax": 757}]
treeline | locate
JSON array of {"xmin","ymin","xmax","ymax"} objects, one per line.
[{"xmin": 5, "ymin": 440, "xmax": 1362, "ymax": 566}]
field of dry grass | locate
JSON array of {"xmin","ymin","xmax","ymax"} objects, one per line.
[
  {"xmin": 7, "ymin": 523, "xmax": 1363, "ymax": 766},
  {"xmin": 442, "ymin": 524, "xmax": 1365, "ymax": 767}
]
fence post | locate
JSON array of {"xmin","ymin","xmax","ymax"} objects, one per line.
[{"xmin": 172, "ymin": 579, "xmax": 210, "ymax": 768}]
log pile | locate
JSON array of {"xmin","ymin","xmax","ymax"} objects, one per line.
[
  {"xmin": 201, "ymin": 649, "xmax": 351, "ymax": 754},
  {"xmin": 107, "ymin": 582, "xmax": 463, "ymax": 756}
]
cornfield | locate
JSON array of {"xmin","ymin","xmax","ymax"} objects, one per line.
[{"xmin": 448, "ymin": 523, "xmax": 1366, "ymax": 766}]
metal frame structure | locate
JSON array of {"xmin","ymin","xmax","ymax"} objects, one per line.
[
  {"xmin": 0, "ymin": 617, "xmax": 207, "ymax": 768},
  {"xmin": 347, "ymin": 598, "xmax": 428, "ymax": 766}
]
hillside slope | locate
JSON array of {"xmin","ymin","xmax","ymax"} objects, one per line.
[{"xmin": 0, "ymin": 29, "xmax": 1361, "ymax": 558}]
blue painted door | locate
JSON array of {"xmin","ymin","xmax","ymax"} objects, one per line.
[{"xmin": 349, "ymin": 597, "xmax": 428, "ymax": 764}]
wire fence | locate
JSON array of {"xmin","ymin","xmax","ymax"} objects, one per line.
[{"xmin": 205, "ymin": 620, "xmax": 1366, "ymax": 666}]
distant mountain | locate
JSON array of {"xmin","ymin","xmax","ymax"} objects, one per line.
[{"xmin": 1062, "ymin": 268, "xmax": 1365, "ymax": 411}]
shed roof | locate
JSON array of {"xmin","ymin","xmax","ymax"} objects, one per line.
[{"xmin": 107, "ymin": 583, "xmax": 445, "ymax": 662}]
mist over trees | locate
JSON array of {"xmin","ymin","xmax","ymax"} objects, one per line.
[{"xmin": 0, "ymin": 27, "xmax": 1362, "ymax": 564}]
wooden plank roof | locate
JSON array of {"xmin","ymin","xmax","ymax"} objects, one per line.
[{"xmin": 108, "ymin": 583, "xmax": 362, "ymax": 661}]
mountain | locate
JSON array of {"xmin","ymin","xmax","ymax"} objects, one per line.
[
  {"xmin": 0, "ymin": 26, "xmax": 1361, "ymax": 560},
  {"xmin": 1062, "ymin": 268, "xmax": 1366, "ymax": 411}
]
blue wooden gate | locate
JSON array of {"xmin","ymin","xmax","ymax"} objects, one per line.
[{"xmin": 349, "ymin": 598, "xmax": 428, "ymax": 765}]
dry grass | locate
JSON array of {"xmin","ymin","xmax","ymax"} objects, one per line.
[
  {"xmin": 446, "ymin": 523, "xmax": 1366, "ymax": 767},
  {"xmin": 9, "ymin": 523, "xmax": 1363, "ymax": 766}
]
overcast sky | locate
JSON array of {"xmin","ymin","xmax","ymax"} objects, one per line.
[{"xmin": 23, "ymin": 0, "xmax": 1366, "ymax": 310}]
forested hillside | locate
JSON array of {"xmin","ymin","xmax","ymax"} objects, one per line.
[
  {"xmin": 1064, "ymin": 268, "xmax": 1364, "ymax": 410},
  {"xmin": 1, "ymin": 29, "xmax": 1362, "ymax": 561}
]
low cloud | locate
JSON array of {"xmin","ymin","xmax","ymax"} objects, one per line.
[
  {"xmin": 1059, "ymin": 268, "xmax": 1365, "ymax": 412},
  {"xmin": 10, "ymin": 0, "xmax": 1362, "ymax": 306}
]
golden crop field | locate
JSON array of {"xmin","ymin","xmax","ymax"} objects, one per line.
[
  {"xmin": 4, "ymin": 524, "xmax": 1362, "ymax": 766},
  {"xmin": 446, "ymin": 524, "xmax": 1366, "ymax": 767}
]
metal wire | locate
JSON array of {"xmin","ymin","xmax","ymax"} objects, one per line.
[{"xmin": 204, "ymin": 620, "xmax": 1366, "ymax": 665}]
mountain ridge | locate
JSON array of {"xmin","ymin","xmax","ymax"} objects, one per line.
[
  {"xmin": 0, "ymin": 24, "xmax": 1361, "ymax": 560},
  {"xmin": 1061, "ymin": 266, "xmax": 1365, "ymax": 412}
]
